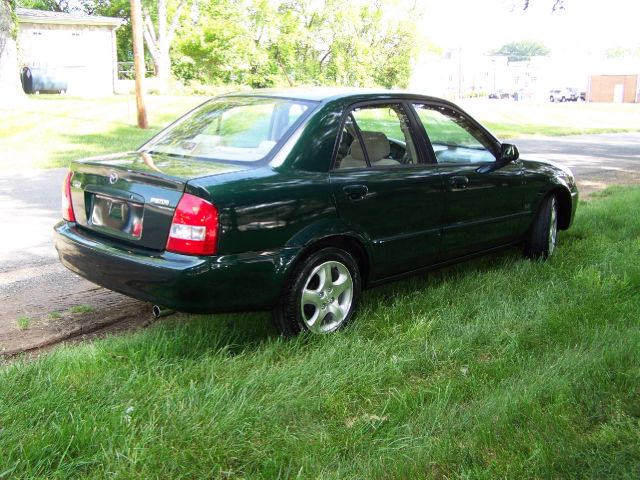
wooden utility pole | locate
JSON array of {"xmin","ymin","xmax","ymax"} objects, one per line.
[{"xmin": 130, "ymin": 0, "xmax": 148, "ymax": 128}]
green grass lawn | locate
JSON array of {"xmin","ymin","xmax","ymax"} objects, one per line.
[
  {"xmin": 1, "ymin": 95, "xmax": 639, "ymax": 170},
  {"xmin": 0, "ymin": 95, "xmax": 206, "ymax": 170},
  {"xmin": 461, "ymin": 100, "xmax": 640, "ymax": 139},
  {"xmin": 2, "ymin": 187, "xmax": 639, "ymax": 478}
]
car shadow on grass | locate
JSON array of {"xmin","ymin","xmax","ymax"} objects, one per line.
[
  {"xmin": 361, "ymin": 246, "xmax": 524, "ymax": 307},
  {"xmin": 136, "ymin": 246, "xmax": 527, "ymax": 361}
]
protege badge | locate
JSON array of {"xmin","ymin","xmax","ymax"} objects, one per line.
[{"xmin": 149, "ymin": 197, "xmax": 170, "ymax": 206}]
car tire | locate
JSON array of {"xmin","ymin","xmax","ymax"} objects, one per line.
[
  {"xmin": 549, "ymin": 96, "xmax": 555, "ymax": 102},
  {"xmin": 524, "ymin": 194, "xmax": 558, "ymax": 260},
  {"xmin": 272, "ymin": 247, "xmax": 362, "ymax": 336}
]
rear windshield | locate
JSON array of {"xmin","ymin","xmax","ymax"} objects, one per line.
[{"xmin": 143, "ymin": 96, "xmax": 314, "ymax": 162}]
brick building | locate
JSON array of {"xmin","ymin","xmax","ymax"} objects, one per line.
[{"xmin": 587, "ymin": 74, "xmax": 640, "ymax": 103}]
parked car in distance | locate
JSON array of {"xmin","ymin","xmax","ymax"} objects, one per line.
[
  {"xmin": 549, "ymin": 89, "xmax": 569, "ymax": 102},
  {"xmin": 570, "ymin": 88, "xmax": 587, "ymax": 102},
  {"xmin": 550, "ymin": 88, "xmax": 585, "ymax": 102},
  {"xmin": 55, "ymin": 89, "xmax": 578, "ymax": 336},
  {"xmin": 488, "ymin": 90, "xmax": 512, "ymax": 99}
]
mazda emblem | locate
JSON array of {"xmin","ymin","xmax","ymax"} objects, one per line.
[{"xmin": 109, "ymin": 172, "xmax": 118, "ymax": 184}]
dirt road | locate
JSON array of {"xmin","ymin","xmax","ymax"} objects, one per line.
[{"xmin": 1, "ymin": 133, "xmax": 639, "ymax": 355}]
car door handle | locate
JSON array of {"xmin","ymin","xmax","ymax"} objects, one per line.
[
  {"xmin": 343, "ymin": 184, "xmax": 369, "ymax": 200},
  {"xmin": 449, "ymin": 175, "xmax": 469, "ymax": 189}
]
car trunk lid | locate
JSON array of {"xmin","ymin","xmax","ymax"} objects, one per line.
[{"xmin": 68, "ymin": 152, "xmax": 250, "ymax": 250}]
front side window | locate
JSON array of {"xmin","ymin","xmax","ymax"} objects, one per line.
[
  {"xmin": 334, "ymin": 104, "xmax": 419, "ymax": 170},
  {"xmin": 413, "ymin": 104, "xmax": 496, "ymax": 164},
  {"xmin": 144, "ymin": 97, "xmax": 313, "ymax": 162}
]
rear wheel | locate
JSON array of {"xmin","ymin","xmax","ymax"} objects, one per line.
[
  {"xmin": 524, "ymin": 194, "xmax": 558, "ymax": 260},
  {"xmin": 272, "ymin": 247, "xmax": 361, "ymax": 336}
]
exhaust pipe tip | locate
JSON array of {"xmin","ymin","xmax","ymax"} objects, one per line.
[{"xmin": 152, "ymin": 305, "xmax": 175, "ymax": 319}]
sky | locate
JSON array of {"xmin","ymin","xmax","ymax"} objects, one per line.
[{"xmin": 420, "ymin": 0, "xmax": 640, "ymax": 55}]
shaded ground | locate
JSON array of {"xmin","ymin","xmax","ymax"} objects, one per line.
[
  {"xmin": 1, "ymin": 132, "xmax": 639, "ymax": 356},
  {"xmin": 516, "ymin": 133, "xmax": 640, "ymax": 196},
  {"xmin": 0, "ymin": 169, "xmax": 151, "ymax": 356}
]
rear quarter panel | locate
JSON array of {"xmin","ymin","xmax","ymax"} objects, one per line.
[{"xmin": 189, "ymin": 168, "xmax": 337, "ymax": 255}]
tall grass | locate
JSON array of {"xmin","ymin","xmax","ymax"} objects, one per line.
[{"xmin": 1, "ymin": 187, "xmax": 639, "ymax": 479}]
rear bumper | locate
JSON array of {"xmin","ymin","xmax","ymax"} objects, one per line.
[{"xmin": 54, "ymin": 222, "xmax": 299, "ymax": 313}]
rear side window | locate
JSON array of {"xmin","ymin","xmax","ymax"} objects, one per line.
[
  {"xmin": 334, "ymin": 104, "xmax": 419, "ymax": 169},
  {"xmin": 144, "ymin": 97, "xmax": 313, "ymax": 162}
]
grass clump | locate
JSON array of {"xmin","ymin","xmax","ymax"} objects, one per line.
[
  {"xmin": 15, "ymin": 316, "xmax": 30, "ymax": 330},
  {"xmin": 1, "ymin": 187, "xmax": 639, "ymax": 478},
  {"xmin": 70, "ymin": 305, "xmax": 94, "ymax": 314}
]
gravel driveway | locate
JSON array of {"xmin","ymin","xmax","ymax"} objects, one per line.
[{"xmin": 1, "ymin": 132, "xmax": 639, "ymax": 355}]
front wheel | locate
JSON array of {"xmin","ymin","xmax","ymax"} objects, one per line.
[
  {"xmin": 272, "ymin": 247, "xmax": 362, "ymax": 336},
  {"xmin": 524, "ymin": 194, "xmax": 558, "ymax": 260}
]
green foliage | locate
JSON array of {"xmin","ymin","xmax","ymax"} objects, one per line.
[
  {"xmin": 175, "ymin": 0, "xmax": 420, "ymax": 88},
  {"xmin": 494, "ymin": 39, "xmax": 551, "ymax": 62},
  {"xmin": 16, "ymin": 0, "xmax": 125, "ymax": 15},
  {"xmin": 16, "ymin": 0, "xmax": 68, "ymax": 13},
  {"xmin": 606, "ymin": 45, "xmax": 640, "ymax": 59}
]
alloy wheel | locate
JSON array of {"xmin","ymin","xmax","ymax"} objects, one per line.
[
  {"xmin": 300, "ymin": 260, "xmax": 354, "ymax": 334},
  {"xmin": 548, "ymin": 197, "xmax": 558, "ymax": 256}
]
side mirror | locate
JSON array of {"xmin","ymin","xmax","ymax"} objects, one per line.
[{"xmin": 500, "ymin": 143, "xmax": 519, "ymax": 163}]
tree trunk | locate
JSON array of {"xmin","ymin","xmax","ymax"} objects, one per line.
[
  {"xmin": 155, "ymin": 45, "xmax": 170, "ymax": 82},
  {"xmin": 0, "ymin": 1, "xmax": 23, "ymax": 105},
  {"xmin": 130, "ymin": 0, "xmax": 148, "ymax": 128},
  {"xmin": 0, "ymin": 37, "xmax": 22, "ymax": 105},
  {"xmin": 142, "ymin": 0, "xmax": 185, "ymax": 92}
]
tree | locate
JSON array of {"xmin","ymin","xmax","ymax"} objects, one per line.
[
  {"xmin": 17, "ymin": 0, "xmax": 73, "ymax": 12},
  {"xmin": 174, "ymin": 0, "xmax": 269, "ymax": 86},
  {"xmin": 0, "ymin": 0, "xmax": 23, "ymax": 103},
  {"xmin": 494, "ymin": 40, "xmax": 550, "ymax": 62},
  {"xmin": 18, "ymin": 0, "xmax": 119, "ymax": 15},
  {"xmin": 141, "ymin": 0, "xmax": 185, "ymax": 83},
  {"xmin": 172, "ymin": 0, "xmax": 420, "ymax": 89},
  {"xmin": 606, "ymin": 46, "xmax": 640, "ymax": 59}
]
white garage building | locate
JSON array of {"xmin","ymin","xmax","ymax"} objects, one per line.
[{"xmin": 16, "ymin": 8, "xmax": 122, "ymax": 95}]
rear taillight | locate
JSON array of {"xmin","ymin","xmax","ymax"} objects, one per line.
[
  {"xmin": 62, "ymin": 170, "xmax": 75, "ymax": 222},
  {"xmin": 166, "ymin": 193, "xmax": 218, "ymax": 256}
]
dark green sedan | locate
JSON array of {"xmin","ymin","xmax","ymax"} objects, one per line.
[{"xmin": 55, "ymin": 89, "xmax": 578, "ymax": 335}]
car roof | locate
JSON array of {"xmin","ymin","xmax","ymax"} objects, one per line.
[{"xmin": 220, "ymin": 87, "xmax": 443, "ymax": 104}]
